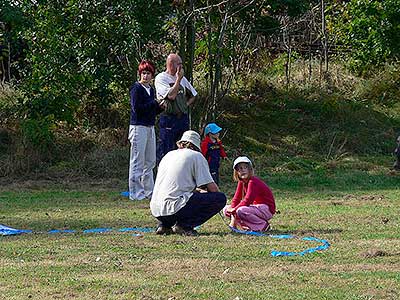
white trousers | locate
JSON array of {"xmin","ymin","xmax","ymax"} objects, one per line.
[{"xmin": 128, "ymin": 125, "xmax": 156, "ymax": 200}]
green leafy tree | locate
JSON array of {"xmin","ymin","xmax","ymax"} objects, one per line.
[
  {"xmin": 332, "ymin": 0, "xmax": 400, "ymax": 73},
  {"xmin": 175, "ymin": 0, "xmax": 311, "ymax": 124},
  {"xmin": 13, "ymin": 0, "xmax": 171, "ymax": 126},
  {"xmin": 0, "ymin": 0, "xmax": 29, "ymax": 82}
]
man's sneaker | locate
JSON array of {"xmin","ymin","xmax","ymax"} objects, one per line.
[
  {"xmin": 155, "ymin": 226, "xmax": 172, "ymax": 235},
  {"xmin": 183, "ymin": 229, "xmax": 199, "ymax": 236},
  {"xmin": 171, "ymin": 224, "xmax": 185, "ymax": 235},
  {"xmin": 172, "ymin": 224, "xmax": 199, "ymax": 236}
]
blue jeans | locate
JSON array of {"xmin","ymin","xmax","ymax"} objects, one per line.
[
  {"xmin": 156, "ymin": 192, "xmax": 227, "ymax": 230},
  {"xmin": 157, "ymin": 113, "xmax": 189, "ymax": 164}
]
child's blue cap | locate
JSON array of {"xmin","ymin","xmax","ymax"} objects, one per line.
[{"xmin": 205, "ymin": 123, "xmax": 222, "ymax": 135}]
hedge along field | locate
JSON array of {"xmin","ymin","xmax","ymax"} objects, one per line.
[{"xmin": 1, "ymin": 166, "xmax": 399, "ymax": 300}]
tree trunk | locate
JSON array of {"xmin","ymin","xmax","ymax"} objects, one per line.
[
  {"xmin": 321, "ymin": 0, "xmax": 328, "ymax": 75},
  {"xmin": 185, "ymin": 0, "xmax": 195, "ymax": 83},
  {"xmin": 178, "ymin": 6, "xmax": 186, "ymax": 68}
]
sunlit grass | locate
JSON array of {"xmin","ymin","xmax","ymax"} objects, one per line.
[{"xmin": 1, "ymin": 164, "xmax": 399, "ymax": 299}]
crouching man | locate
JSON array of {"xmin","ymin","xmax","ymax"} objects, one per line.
[{"xmin": 150, "ymin": 130, "xmax": 226, "ymax": 236}]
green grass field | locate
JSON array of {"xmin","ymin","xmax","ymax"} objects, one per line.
[{"xmin": 1, "ymin": 159, "xmax": 399, "ymax": 300}]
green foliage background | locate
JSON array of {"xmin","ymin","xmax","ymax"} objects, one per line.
[
  {"xmin": 330, "ymin": 0, "xmax": 400, "ymax": 73},
  {"xmin": 1, "ymin": 0, "xmax": 400, "ymax": 179},
  {"xmin": 1, "ymin": 0, "xmax": 172, "ymax": 126}
]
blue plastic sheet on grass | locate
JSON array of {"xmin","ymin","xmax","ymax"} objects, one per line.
[
  {"xmin": 1, "ymin": 224, "xmax": 155, "ymax": 236},
  {"xmin": 119, "ymin": 227, "xmax": 154, "ymax": 233},
  {"xmin": 120, "ymin": 191, "xmax": 129, "ymax": 197},
  {"xmin": 229, "ymin": 226, "xmax": 330, "ymax": 257},
  {"xmin": 0, "ymin": 224, "xmax": 32, "ymax": 236},
  {"xmin": 83, "ymin": 228, "xmax": 113, "ymax": 233},
  {"xmin": 2, "ymin": 221, "xmax": 330, "ymax": 257},
  {"xmin": 48, "ymin": 229, "xmax": 76, "ymax": 234}
]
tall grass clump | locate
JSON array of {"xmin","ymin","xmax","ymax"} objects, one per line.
[
  {"xmin": 0, "ymin": 122, "xmax": 129, "ymax": 181},
  {"xmin": 353, "ymin": 63, "xmax": 400, "ymax": 107},
  {"xmin": 0, "ymin": 83, "xmax": 131, "ymax": 181}
]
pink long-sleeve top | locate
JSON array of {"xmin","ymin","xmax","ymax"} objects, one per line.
[{"xmin": 231, "ymin": 176, "xmax": 276, "ymax": 214}]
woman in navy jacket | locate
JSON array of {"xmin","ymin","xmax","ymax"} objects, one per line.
[{"xmin": 128, "ymin": 60, "xmax": 164, "ymax": 200}]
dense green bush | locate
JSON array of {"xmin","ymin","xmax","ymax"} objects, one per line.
[
  {"xmin": 332, "ymin": 0, "xmax": 400, "ymax": 73},
  {"xmin": 6, "ymin": 0, "xmax": 171, "ymax": 127}
]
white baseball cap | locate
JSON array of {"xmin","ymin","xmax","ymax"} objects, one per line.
[
  {"xmin": 177, "ymin": 130, "xmax": 201, "ymax": 150},
  {"xmin": 233, "ymin": 156, "xmax": 253, "ymax": 169}
]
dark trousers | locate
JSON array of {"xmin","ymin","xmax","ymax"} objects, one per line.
[
  {"xmin": 210, "ymin": 169, "xmax": 219, "ymax": 185},
  {"xmin": 157, "ymin": 113, "xmax": 189, "ymax": 164},
  {"xmin": 156, "ymin": 192, "xmax": 227, "ymax": 230}
]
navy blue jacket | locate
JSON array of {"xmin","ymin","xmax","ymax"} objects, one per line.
[{"xmin": 130, "ymin": 82, "xmax": 163, "ymax": 126}]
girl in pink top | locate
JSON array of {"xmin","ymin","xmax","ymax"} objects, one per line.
[{"xmin": 224, "ymin": 156, "xmax": 276, "ymax": 231}]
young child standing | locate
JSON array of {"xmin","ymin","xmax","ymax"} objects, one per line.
[
  {"xmin": 224, "ymin": 156, "xmax": 276, "ymax": 232},
  {"xmin": 201, "ymin": 123, "xmax": 228, "ymax": 184}
]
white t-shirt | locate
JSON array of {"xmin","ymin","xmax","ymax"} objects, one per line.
[
  {"xmin": 140, "ymin": 83, "xmax": 151, "ymax": 96},
  {"xmin": 150, "ymin": 148, "xmax": 214, "ymax": 217},
  {"xmin": 154, "ymin": 71, "xmax": 198, "ymax": 101}
]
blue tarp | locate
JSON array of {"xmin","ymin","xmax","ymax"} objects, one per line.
[
  {"xmin": 0, "ymin": 224, "xmax": 154, "ymax": 236},
  {"xmin": 1, "ymin": 223, "xmax": 330, "ymax": 257},
  {"xmin": 0, "ymin": 224, "xmax": 32, "ymax": 236},
  {"xmin": 120, "ymin": 191, "xmax": 129, "ymax": 197},
  {"xmin": 229, "ymin": 226, "xmax": 330, "ymax": 256}
]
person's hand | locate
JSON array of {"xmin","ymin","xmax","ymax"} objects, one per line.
[
  {"xmin": 226, "ymin": 206, "xmax": 235, "ymax": 214},
  {"xmin": 229, "ymin": 215, "xmax": 237, "ymax": 228},
  {"xmin": 176, "ymin": 65, "xmax": 184, "ymax": 80},
  {"xmin": 159, "ymin": 100, "xmax": 167, "ymax": 110},
  {"xmin": 196, "ymin": 186, "xmax": 208, "ymax": 193}
]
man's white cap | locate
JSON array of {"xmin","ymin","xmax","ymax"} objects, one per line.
[
  {"xmin": 233, "ymin": 156, "xmax": 253, "ymax": 169},
  {"xmin": 177, "ymin": 130, "xmax": 201, "ymax": 150}
]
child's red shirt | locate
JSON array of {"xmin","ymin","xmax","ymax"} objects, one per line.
[{"xmin": 231, "ymin": 176, "xmax": 276, "ymax": 214}]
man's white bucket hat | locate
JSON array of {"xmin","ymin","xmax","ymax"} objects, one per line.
[
  {"xmin": 233, "ymin": 156, "xmax": 253, "ymax": 169},
  {"xmin": 178, "ymin": 130, "xmax": 201, "ymax": 150}
]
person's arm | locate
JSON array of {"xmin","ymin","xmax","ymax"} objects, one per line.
[
  {"xmin": 131, "ymin": 85, "xmax": 157, "ymax": 113},
  {"xmin": 155, "ymin": 101, "xmax": 165, "ymax": 114},
  {"xmin": 206, "ymin": 181, "xmax": 219, "ymax": 192},
  {"xmin": 219, "ymin": 141, "xmax": 228, "ymax": 158},
  {"xmin": 226, "ymin": 182, "xmax": 243, "ymax": 214},
  {"xmin": 184, "ymin": 81, "xmax": 196, "ymax": 106},
  {"xmin": 200, "ymin": 138, "xmax": 209, "ymax": 158},
  {"xmin": 155, "ymin": 87, "xmax": 166, "ymax": 114},
  {"xmin": 187, "ymin": 95, "xmax": 196, "ymax": 106},
  {"xmin": 395, "ymin": 146, "xmax": 400, "ymax": 157},
  {"xmin": 166, "ymin": 66, "xmax": 184, "ymax": 100},
  {"xmin": 236, "ymin": 179, "xmax": 257, "ymax": 208}
]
